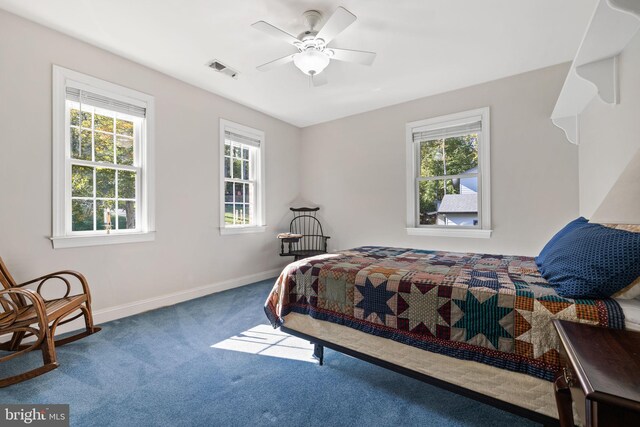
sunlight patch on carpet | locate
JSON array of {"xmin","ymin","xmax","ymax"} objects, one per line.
[{"xmin": 211, "ymin": 324, "xmax": 315, "ymax": 363}]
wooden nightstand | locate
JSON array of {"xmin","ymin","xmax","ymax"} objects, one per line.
[{"xmin": 553, "ymin": 320, "xmax": 640, "ymax": 427}]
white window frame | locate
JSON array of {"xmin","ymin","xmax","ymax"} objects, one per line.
[
  {"xmin": 405, "ymin": 107, "xmax": 492, "ymax": 238},
  {"xmin": 219, "ymin": 119, "xmax": 266, "ymax": 235},
  {"xmin": 51, "ymin": 65, "xmax": 155, "ymax": 248}
]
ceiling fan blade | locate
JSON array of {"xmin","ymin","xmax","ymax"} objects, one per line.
[
  {"xmin": 312, "ymin": 73, "xmax": 328, "ymax": 87},
  {"xmin": 315, "ymin": 7, "xmax": 357, "ymax": 44},
  {"xmin": 256, "ymin": 54, "xmax": 296, "ymax": 71},
  {"xmin": 251, "ymin": 21, "xmax": 300, "ymax": 46},
  {"xmin": 329, "ymin": 48, "xmax": 376, "ymax": 66}
]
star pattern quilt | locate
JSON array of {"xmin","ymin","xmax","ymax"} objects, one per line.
[{"xmin": 265, "ymin": 246, "xmax": 624, "ymax": 381}]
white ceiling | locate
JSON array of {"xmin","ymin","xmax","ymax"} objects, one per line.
[{"xmin": 0, "ymin": 0, "xmax": 597, "ymax": 127}]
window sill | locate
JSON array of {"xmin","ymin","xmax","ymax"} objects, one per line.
[
  {"xmin": 406, "ymin": 227, "xmax": 492, "ymax": 239},
  {"xmin": 219, "ymin": 226, "xmax": 267, "ymax": 235},
  {"xmin": 50, "ymin": 232, "xmax": 156, "ymax": 249}
]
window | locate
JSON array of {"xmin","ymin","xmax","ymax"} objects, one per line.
[
  {"xmin": 406, "ymin": 107, "xmax": 491, "ymax": 238},
  {"xmin": 219, "ymin": 119, "xmax": 265, "ymax": 234},
  {"xmin": 52, "ymin": 66, "xmax": 155, "ymax": 248}
]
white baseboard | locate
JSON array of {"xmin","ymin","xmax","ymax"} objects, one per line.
[{"xmin": 52, "ymin": 267, "xmax": 284, "ymax": 336}]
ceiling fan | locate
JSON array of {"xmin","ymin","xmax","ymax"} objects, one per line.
[{"xmin": 252, "ymin": 6, "xmax": 376, "ymax": 86}]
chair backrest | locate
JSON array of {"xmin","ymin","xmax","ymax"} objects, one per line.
[{"xmin": 289, "ymin": 207, "xmax": 326, "ymax": 253}]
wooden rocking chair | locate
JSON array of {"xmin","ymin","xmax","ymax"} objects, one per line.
[{"xmin": 0, "ymin": 257, "xmax": 100, "ymax": 387}]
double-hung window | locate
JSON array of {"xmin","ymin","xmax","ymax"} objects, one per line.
[
  {"xmin": 219, "ymin": 119, "xmax": 265, "ymax": 234},
  {"xmin": 406, "ymin": 107, "xmax": 491, "ymax": 238},
  {"xmin": 52, "ymin": 66, "xmax": 155, "ymax": 248}
]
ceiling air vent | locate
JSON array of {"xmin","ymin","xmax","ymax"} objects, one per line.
[{"xmin": 208, "ymin": 60, "xmax": 239, "ymax": 79}]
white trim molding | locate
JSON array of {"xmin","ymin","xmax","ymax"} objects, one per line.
[
  {"xmin": 406, "ymin": 107, "xmax": 491, "ymax": 238},
  {"xmin": 51, "ymin": 65, "xmax": 155, "ymax": 248},
  {"xmin": 51, "ymin": 267, "xmax": 285, "ymax": 336},
  {"xmin": 406, "ymin": 227, "xmax": 492, "ymax": 239}
]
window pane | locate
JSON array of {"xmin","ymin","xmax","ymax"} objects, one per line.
[
  {"xmin": 225, "ymin": 204, "xmax": 233, "ymax": 225},
  {"xmin": 118, "ymin": 170, "xmax": 136, "ymax": 199},
  {"xmin": 246, "ymin": 203, "xmax": 252, "ymax": 224},
  {"xmin": 116, "ymin": 118, "xmax": 133, "ymax": 137},
  {"xmin": 244, "ymin": 183, "xmax": 250, "ymax": 205},
  {"xmin": 96, "ymin": 200, "xmax": 115, "ymax": 231},
  {"xmin": 72, "ymin": 165, "xmax": 93, "ymax": 197},
  {"xmin": 95, "ymin": 113, "xmax": 114, "ymax": 133},
  {"xmin": 70, "ymin": 109, "xmax": 80, "ymax": 126},
  {"xmin": 116, "ymin": 136, "xmax": 134, "ymax": 165},
  {"xmin": 420, "ymin": 140, "xmax": 444, "ymax": 177},
  {"xmin": 234, "ymin": 204, "xmax": 245, "ymax": 225},
  {"xmin": 443, "ymin": 134, "xmax": 478, "ymax": 175},
  {"xmin": 224, "ymin": 142, "xmax": 230, "ymax": 156},
  {"xmin": 225, "ymin": 181, "xmax": 233, "ymax": 203},
  {"xmin": 80, "ymin": 111, "xmax": 92, "ymax": 129},
  {"xmin": 94, "ymin": 132, "xmax": 114, "ymax": 163},
  {"xmin": 242, "ymin": 160, "xmax": 249, "ymax": 180},
  {"xmin": 419, "ymin": 179, "xmax": 477, "ymax": 226},
  {"xmin": 71, "ymin": 200, "xmax": 94, "ymax": 231},
  {"xmin": 71, "ymin": 128, "xmax": 92, "ymax": 161},
  {"xmin": 96, "ymin": 168, "xmax": 116, "ymax": 198},
  {"xmin": 233, "ymin": 146, "xmax": 241, "ymax": 158},
  {"xmin": 242, "ymin": 148, "xmax": 249, "ymax": 160},
  {"xmin": 118, "ymin": 201, "xmax": 136, "ymax": 230},
  {"xmin": 233, "ymin": 158, "xmax": 241, "ymax": 179},
  {"xmin": 224, "ymin": 157, "xmax": 231, "ymax": 178},
  {"xmin": 234, "ymin": 182, "xmax": 244, "ymax": 204}
]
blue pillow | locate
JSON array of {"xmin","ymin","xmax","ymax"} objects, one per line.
[
  {"xmin": 540, "ymin": 223, "xmax": 640, "ymax": 298},
  {"xmin": 535, "ymin": 217, "xmax": 589, "ymax": 269}
]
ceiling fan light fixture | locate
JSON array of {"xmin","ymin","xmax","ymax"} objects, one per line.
[{"xmin": 293, "ymin": 50, "xmax": 330, "ymax": 76}]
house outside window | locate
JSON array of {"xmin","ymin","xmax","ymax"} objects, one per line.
[
  {"xmin": 51, "ymin": 66, "xmax": 155, "ymax": 248},
  {"xmin": 219, "ymin": 119, "xmax": 266, "ymax": 235},
  {"xmin": 406, "ymin": 107, "xmax": 491, "ymax": 238}
]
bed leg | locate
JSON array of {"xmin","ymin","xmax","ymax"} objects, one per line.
[{"xmin": 312, "ymin": 343, "xmax": 324, "ymax": 365}]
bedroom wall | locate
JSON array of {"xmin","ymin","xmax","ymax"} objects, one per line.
[
  {"xmin": 0, "ymin": 10, "xmax": 299, "ymax": 323},
  {"xmin": 299, "ymin": 63, "xmax": 578, "ymax": 257},
  {"xmin": 578, "ymin": 31, "xmax": 640, "ymax": 218}
]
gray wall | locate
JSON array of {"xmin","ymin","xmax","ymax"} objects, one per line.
[
  {"xmin": 0, "ymin": 10, "xmax": 300, "ymax": 319},
  {"xmin": 579, "ymin": 31, "xmax": 640, "ymax": 217},
  {"xmin": 300, "ymin": 63, "xmax": 579, "ymax": 256}
]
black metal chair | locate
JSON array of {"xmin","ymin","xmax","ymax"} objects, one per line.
[{"xmin": 279, "ymin": 207, "xmax": 330, "ymax": 261}]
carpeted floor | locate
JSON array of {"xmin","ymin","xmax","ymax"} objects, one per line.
[{"xmin": 0, "ymin": 279, "xmax": 541, "ymax": 426}]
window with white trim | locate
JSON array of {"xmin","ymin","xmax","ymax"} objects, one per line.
[
  {"xmin": 52, "ymin": 66, "xmax": 155, "ymax": 248},
  {"xmin": 406, "ymin": 107, "xmax": 491, "ymax": 238},
  {"xmin": 219, "ymin": 119, "xmax": 265, "ymax": 234}
]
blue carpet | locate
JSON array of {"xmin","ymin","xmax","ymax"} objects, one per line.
[{"xmin": 0, "ymin": 279, "xmax": 541, "ymax": 426}]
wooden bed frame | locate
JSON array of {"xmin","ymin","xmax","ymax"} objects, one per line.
[{"xmin": 281, "ymin": 325, "xmax": 560, "ymax": 427}]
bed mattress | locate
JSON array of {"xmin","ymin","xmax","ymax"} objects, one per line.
[{"xmin": 618, "ymin": 297, "xmax": 640, "ymax": 331}]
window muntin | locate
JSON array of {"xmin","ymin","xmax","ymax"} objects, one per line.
[
  {"xmin": 406, "ymin": 108, "xmax": 490, "ymax": 235},
  {"xmin": 224, "ymin": 139, "xmax": 256, "ymax": 226},
  {"xmin": 66, "ymin": 101, "xmax": 141, "ymax": 233}
]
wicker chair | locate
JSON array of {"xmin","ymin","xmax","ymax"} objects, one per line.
[
  {"xmin": 0, "ymin": 257, "xmax": 100, "ymax": 387},
  {"xmin": 279, "ymin": 207, "xmax": 330, "ymax": 261}
]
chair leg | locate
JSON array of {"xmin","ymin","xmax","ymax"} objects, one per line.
[{"xmin": 8, "ymin": 331, "xmax": 26, "ymax": 351}]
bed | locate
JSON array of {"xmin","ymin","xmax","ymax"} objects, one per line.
[{"xmin": 265, "ymin": 246, "xmax": 632, "ymax": 425}]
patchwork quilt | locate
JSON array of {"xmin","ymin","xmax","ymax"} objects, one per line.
[{"xmin": 265, "ymin": 246, "xmax": 624, "ymax": 381}]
